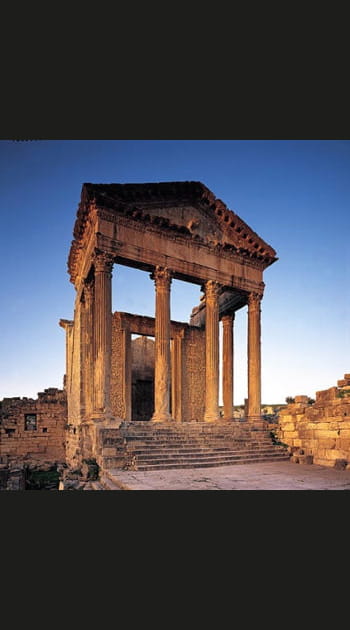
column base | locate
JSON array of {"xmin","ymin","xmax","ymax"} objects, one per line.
[
  {"xmin": 151, "ymin": 413, "xmax": 174, "ymax": 423},
  {"xmin": 203, "ymin": 414, "xmax": 220, "ymax": 423}
]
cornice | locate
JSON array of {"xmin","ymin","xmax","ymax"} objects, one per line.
[{"xmin": 68, "ymin": 181, "xmax": 278, "ymax": 284}]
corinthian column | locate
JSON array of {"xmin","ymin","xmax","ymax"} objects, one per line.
[
  {"xmin": 204, "ymin": 280, "xmax": 220, "ymax": 423},
  {"xmin": 83, "ymin": 279, "xmax": 94, "ymax": 419},
  {"xmin": 150, "ymin": 266, "xmax": 173, "ymax": 423},
  {"xmin": 247, "ymin": 292, "xmax": 262, "ymax": 422},
  {"xmin": 222, "ymin": 312, "xmax": 235, "ymax": 421},
  {"xmin": 93, "ymin": 251, "xmax": 114, "ymax": 417}
]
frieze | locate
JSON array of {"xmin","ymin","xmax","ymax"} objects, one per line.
[{"xmin": 68, "ymin": 181, "xmax": 277, "ymax": 284}]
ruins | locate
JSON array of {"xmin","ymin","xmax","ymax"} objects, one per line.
[
  {"xmin": 0, "ymin": 388, "xmax": 66, "ymax": 489},
  {"xmin": 59, "ymin": 181, "xmax": 281, "ymax": 475},
  {"xmin": 277, "ymin": 374, "xmax": 350, "ymax": 468},
  {"xmin": 2, "ymin": 180, "xmax": 350, "ymax": 489}
]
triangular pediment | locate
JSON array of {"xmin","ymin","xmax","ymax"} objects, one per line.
[{"xmin": 69, "ymin": 182, "xmax": 277, "ymax": 283}]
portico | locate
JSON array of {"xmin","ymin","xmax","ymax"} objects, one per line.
[{"xmin": 61, "ymin": 181, "xmax": 277, "ymax": 466}]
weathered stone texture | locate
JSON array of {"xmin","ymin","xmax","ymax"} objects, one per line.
[
  {"xmin": 111, "ymin": 314, "xmax": 128, "ymax": 419},
  {"xmin": 0, "ymin": 388, "xmax": 66, "ymax": 468},
  {"xmin": 278, "ymin": 374, "xmax": 350, "ymax": 468},
  {"xmin": 182, "ymin": 327, "xmax": 206, "ymax": 422}
]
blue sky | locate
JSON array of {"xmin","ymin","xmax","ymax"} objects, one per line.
[{"xmin": 0, "ymin": 140, "xmax": 349, "ymax": 405}]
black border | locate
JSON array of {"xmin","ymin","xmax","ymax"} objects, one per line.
[{"xmin": 2, "ymin": 63, "xmax": 349, "ymax": 558}]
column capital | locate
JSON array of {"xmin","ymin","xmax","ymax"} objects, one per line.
[
  {"xmin": 150, "ymin": 266, "xmax": 173, "ymax": 289},
  {"xmin": 248, "ymin": 292, "xmax": 262, "ymax": 310},
  {"xmin": 221, "ymin": 312, "xmax": 235, "ymax": 326},
  {"xmin": 204, "ymin": 279, "xmax": 221, "ymax": 302},
  {"xmin": 93, "ymin": 250, "xmax": 114, "ymax": 274}
]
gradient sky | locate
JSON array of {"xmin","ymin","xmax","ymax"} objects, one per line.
[{"xmin": 0, "ymin": 140, "xmax": 349, "ymax": 405}]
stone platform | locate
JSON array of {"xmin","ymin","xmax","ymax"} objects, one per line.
[
  {"xmin": 98, "ymin": 421, "xmax": 289, "ymax": 473},
  {"xmin": 97, "ymin": 460, "xmax": 350, "ymax": 490}
]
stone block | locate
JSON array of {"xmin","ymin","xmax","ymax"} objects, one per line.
[
  {"xmin": 316, "ymin": 429, "xmax": 338, "ymax": 438},
  {"xmin": 318, "ymin": 438, "xmax": 336, "ymax": 449},
  {"xmin": 102, "ymin": 447, "xmax": 117, "ymax": 456},
  {"xmin": 325, "ymin": 449, "xmax": 348, "ymax": 460},
  {"xmin": 314, "ymin": 457, "xmax": 333, "ymax": 467},
  {"xmin": 316, "ymin": 387, "xmax": 338, "ymax": 402},
  {"xmin": 283, "ymin": 431, "xmax": 299, "ymax": 439},
  {"xmin": 295, "ymin": 395, "xmax": 309, "ymax": 404},
  {"xmin": 281, "ymin": 423, "xmax": 296, "ymax": 431}
]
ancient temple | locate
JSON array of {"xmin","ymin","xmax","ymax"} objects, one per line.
[{"xmin": 60, "ymin": 181, "xmax": 278, "ymax": 471}]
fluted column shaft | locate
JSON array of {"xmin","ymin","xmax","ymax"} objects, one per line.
[
  {"xmin": 204, "ymin": 280, "xmax": 220, "ymax": 423},
  {"xmin": 83, "ymin": 280, "xmax": 94, "ymax": 418},
  {"xmin": 151, "ymin": 266, "xmax": 173, "ymax": 423},
  {"xmin": 172, "ymin": 333, "xmax": 183, "ymax": 422},
  {"xmin": 222, "ymin": 312, "xmax": 235, "ymax": 421},
  {"xmin": 247, "ymin": 292, "xmax": 262, "ymax": 421},
  {"xmin": 93, "ymin": 252, "xmax": 114, "ymax": 416}
]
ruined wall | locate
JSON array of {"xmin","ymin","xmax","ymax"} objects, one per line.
[
  {"xmin": 182, "ymin": 327, "xmax": 206, "ymax": 422},
  {"xmin": 277, "ymin": 374, "xmax": 350, "ymax": 468},
  {"xmin": 0, "ymin": 388, "xmax": 66, "ymax": 469},
  {"xmin": 111, "ymin": 312, "xmax": 205, "ymax": 422}
]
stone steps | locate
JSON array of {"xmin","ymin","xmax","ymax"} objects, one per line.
[
  {"xmin": 127, "ymin": 442, "xmax": 271, "ymax": 456},
  {"xmin": 103, "ymin": 449, "xmax": 289, "ymax": 471},
  {"xmin": 108, "ymin": 453, "xmax": 289, "ymax": 473},
  {"xmin": 132, "ymin": 446, "xmax": 285, "ymax": 460},
  {"xmin": 99, "ymin": 422, "xmax": 289, "ymax": 472}
]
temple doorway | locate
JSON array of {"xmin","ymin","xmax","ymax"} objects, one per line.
[{"xmin": 131, "ymin": 335, "xmax": 155, "ymax": 421}]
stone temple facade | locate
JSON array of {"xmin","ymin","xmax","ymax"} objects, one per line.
[{"xmin": 60, "ymin": 181, "xmax": 278, "ymax": 472}]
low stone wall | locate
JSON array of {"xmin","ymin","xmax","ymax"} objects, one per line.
[
  {"xmin": 277, "ymin": 374, "xmax": 350, "ymax": 468},
  {"xmin": 0, "ymin": 388, "xmax": 67, "ymax": 469}
]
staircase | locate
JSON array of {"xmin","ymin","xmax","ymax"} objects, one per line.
[{"xmin": 98, "ymin": 422, "xmax": 289, "ymax": 472}]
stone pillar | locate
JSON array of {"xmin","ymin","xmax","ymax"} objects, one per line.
[
  {"xmin": 124, "ymin": 328, "xmax": 132, "ymax": 422},
  {"xmin": 93, "ymin": 251, "xmax": 114, "ymax": 418},
  {"xmin": 83, "ymin": 280, "xmax": 94, "ymax": 418},
  {"xmin": 172, "ymin": 332, "xmax": 183, "ymax": 422},
  {"xmin": 247, "ymin": 292, "xmax": 262, "ymax": 423},
  {"xmin": 204, "ymin": 280, "xmax": 220, "ymax": 423},
  {"xmin": 222, "ymin": 312, "xmax": 235, "ymax": 421},
  {"xmin": 150, "ymin": 266, "xmax": 173, "ymax": 423}
]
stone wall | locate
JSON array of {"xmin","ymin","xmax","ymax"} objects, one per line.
[
  {"xmin": 111, "ymin": 312, "xmax": 206, "ymax": 422},
  {"xmin": 277, "ymin": 374, "xmax": 350, "ymax": 468},
  {"xmin": 0, "ymin": 388, "xmax": 67, "ymax": 469}
]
